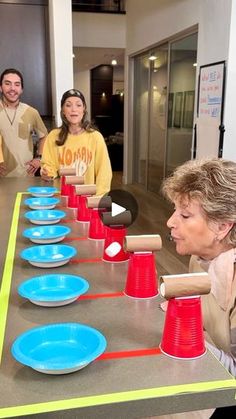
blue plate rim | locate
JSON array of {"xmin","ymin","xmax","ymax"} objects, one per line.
[
  {"xmin": 27, "ymin": 186, "xmax": 58, "ymax": 194},
  {"xmin": 24, "ymin": 197, "xmax": 60, "ymax": 205},
  {"xmin": 22, "ymin": 225, "xmax": 71, "ymax": 239},
  {"xmin": 20, "ymin": 244, "xmax": 77, "ymax": 262},
  {"xmin": 18, "ymin": 274, "xmax": 89, "ymax": 301},
  {"xmin": 11, "ymin": 323, "xmax": 107, "ymax": 370},
  {"xmin": 24, "ymin": 210, "xmax": 66, "ymax": 220}
]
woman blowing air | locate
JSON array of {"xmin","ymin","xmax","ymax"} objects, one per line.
[
  {"xmin": 41, "ymin": 89, "xmax": 112, "ymax": 196},
  {"xmin": 162, "ymin": 158, "xmax": 236, "ymax": 418}
]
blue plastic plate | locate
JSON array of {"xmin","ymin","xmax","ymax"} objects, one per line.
[
  {"xmin": 11, "ymin": 323, "xmax": 107, "ymax": 374},
  {"xmin": 22, "ymin": 225, "xmax": 71, "ymax": 244},
  {"xmin": 24, "ymin": 210, "xmax": 66, "ymax": 225},
  {"xmin": 18, "ymin": 274, "xmax": 89, "ymax": 306},
  {"xmin": 24, "ymin": 197, "xmax": 60, "ymax": 210},
  {"xmin": 27, "ymin": 186, "xmax": 58, "ymax": 197},
  {"xmin": 20, "ymin": 244, "xmax": 77, "ymax": 268}
]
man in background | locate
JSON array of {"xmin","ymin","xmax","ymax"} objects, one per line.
[{"xmin": 0, "ymin": 68, "xmax": 47, "ymax": 177}]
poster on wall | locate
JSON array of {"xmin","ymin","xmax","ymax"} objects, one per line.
[{"xmin": 196, "ymin": 61, "xmax": 226, "ymax": 158}]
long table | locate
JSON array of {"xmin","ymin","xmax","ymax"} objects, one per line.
[{"xmin": 0, "ymin": 177, "xmax": 236, "ymax": 418}]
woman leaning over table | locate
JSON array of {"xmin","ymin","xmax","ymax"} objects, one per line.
[
  {"xmin": 40, "ymin": 89, "xmax": 112, "ymax": 196},
  {"xmin": 161, "ymin": 157, "xmax": 236, "ymax": 418}
]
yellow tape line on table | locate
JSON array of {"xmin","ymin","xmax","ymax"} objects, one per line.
[
  {"xmin": 0, "ymin": 193, "xmax": 22, "ymax": 363},
  {"xmin": 0, "ymin": 193, "xmax": 236, "ymax": 418},
  {"xmin": 0, "ymin": 379, "xmax": 236, "ymax": 418}
]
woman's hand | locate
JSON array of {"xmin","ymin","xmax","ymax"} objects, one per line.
[
  {"xmin": 25, "ymin": 158, "xmax": 41, "ymax": 175},
  {"xmin": 0, "ymin": 162, "xmax": 7, "ymax": 176},
  {"xmin": 40, "ymin": 167, "xmax": 54, "ymax": 182}
]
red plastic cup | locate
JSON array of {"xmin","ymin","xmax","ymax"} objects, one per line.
[
  {"xmin": 76, "ymin": 195, "xmax": 92, "ymax": 222},
  {"xmin": 88, "ymin": 209, "xmax": 106, "ymax": 240},
  {"xmin": 60, "ymin": 175, "xmax": 70, "ymax": 196},
  {"xmin": 67, "ymin": 185, "xmax": 78, "ymax": 208},
  {"xmin": 160, "ymin": 296, "xmax": 206, "ymax": 359},
  {"xmin": 124, "ymin": 252, "xmax": 158, "ymax": 298},
  {"xmin": 102, "ymin": 226, "xmax": 129, "ymax": 262}
]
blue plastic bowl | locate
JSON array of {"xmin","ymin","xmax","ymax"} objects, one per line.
[
  {"xmin": 27, "ymin": 186, "xmax": 58, "ymax": 197},
  {"xmin": 24, "ymin": 210, "xmax": 66, "ymax": 225},
  {"xmin": 22, "ymin": 225, "xmax": 71, "ymax": 244},
  {"xmin": 11, "ymin": 323, "xmax": 107, "ymax": 374},
  {"xmin": 18, "ymin": 274, "xmax": 89, "ymax": 306},
  {"xmin": 24, "ymin": 197, "xmax": 60, "ymax": 210},
  {"xmin": 20, "ymin": 244, "xmax": 77, "ymax": 268}
]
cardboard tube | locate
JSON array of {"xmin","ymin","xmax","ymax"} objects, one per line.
[
  {"xmin": 59, "ymin": 167, "xmax": 76, "ymax": 176},
  {"xmin": 124, "ymin": 234, "xmax": 162, "ymax": 252},
  {"xmin": 75, "ymin": 184, "xmax": 96, "ymax": 196},
  {"xmin": 159, "ymin": 272, "xmax": 211, "ymax": 299},
  {"xmin": 65, "ymin": 175, "xmax": 84, "ymax": 185},
  {"xmin": 102, "ymin": 210, "xmax": 132, "ymax": 227},
  {"xmin": 87, "ymin": 195, "xmax": 112, "ymax": 209}
]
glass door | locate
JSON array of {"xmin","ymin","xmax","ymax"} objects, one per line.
[
  {"xmin": 166, "ymin": 33, "xmax": 198, "ymax": 175},
  {"xmin": 147, "ymin": 45, "xmax": 168, "ymax": 193},
  {"xmin": 133, "ymin": 32, "xmax": 198, "ymax": 192},
  {"xmin": 133, "ymin": 54, "xmax": 150, "ymax": 186}
]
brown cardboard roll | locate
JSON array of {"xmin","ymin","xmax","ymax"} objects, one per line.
[
  {"xmin": 102, "ymin": 210, "xmax": 132, "ymax": 227},
  {"xmin": 75, "ymin": 184, "xmax": 96, "ymax": 196},
  {"xmin": 87, "ymin": 195, "xmax": 112, "ymax": 209},
  {"xmin": 124, "ymin": 234, "xmax": 162, "ymax": 252},
  {"xmin": 65, "ymin": 175, "xmax": 84, "ymax": 185},
  {"xmin": 59, "ymin": 167, "xmax": 76, "ymax": 176},
  {"xmin": 159, "ymin": 272, "xmax": 211, "ymax": 299}
]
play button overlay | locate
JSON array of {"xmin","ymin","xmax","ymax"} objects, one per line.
[
  {"xmin": 111, "ymin": 202, "xmax": 126, "ymax": 217},
  {"xmin": 99, "ymin": 189, "xmax": 138, "ymax": 228}
]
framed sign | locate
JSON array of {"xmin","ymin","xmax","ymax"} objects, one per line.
[{"xmin": 197, "ymin": 61, "xmax": 226, "ymax": 122}]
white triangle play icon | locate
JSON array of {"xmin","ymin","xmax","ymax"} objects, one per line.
[{"xmin": 111, "ymin": 202, "xmax": 126, "ymax": 217}]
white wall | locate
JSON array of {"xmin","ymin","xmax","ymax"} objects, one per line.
[
  {"xmin": 49, "ymin": 0, "xmax": 74, "ymax": 126},
  {"xmin": 124, "ymin": 0, "xmax": 234, "ymax": 182},
  {"xmin": 72, "ymin": 12, "xmax": 126, "ymax": 48},
  {"xmin": 222, "ymin": 0, "xmax": 236, "ymax": 159}
]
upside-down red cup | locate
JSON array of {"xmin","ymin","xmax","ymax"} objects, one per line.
[
  {"xmin": 67, "ymin": 185, "xmax": 78, "ymax": 208},
  {"xmin": 88, "ymin": 209, "xmax": 106, "ymax": 240},
  {"xmin": 76, "ymin": 195, "xmax": 92, "ymax": 222},
  {"xmin": 124, "ymin": 252, "xmax": 158, "ymax": 298},
  {"xmin": 160, "ymin": 296, "xmax": 206, "ymax": 359},
  {"xmin": 103, "ymin": 226, "xmax": 129, "ymax": 262},
  {"xmin": 60, "ymin": 175, "xmax": 70, "ymax": 197}
]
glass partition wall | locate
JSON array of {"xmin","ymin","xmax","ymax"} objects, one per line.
[{"xmin": 133, "ymin": 32, "xmax": 198, "ymax": 193}]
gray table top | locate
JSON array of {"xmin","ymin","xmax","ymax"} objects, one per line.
[{"xmin": 0, "ymin": 177, "xmax": 236, "ymax": 419}]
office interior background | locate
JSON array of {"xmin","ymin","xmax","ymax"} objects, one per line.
[{"xmin": 0, "ymin": 0, "xmax": 236, "ymax": 195}]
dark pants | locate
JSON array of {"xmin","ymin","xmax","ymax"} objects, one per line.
[{"xmin": 210, "ymin": 406, "xmax": 236, "ymax": 418}]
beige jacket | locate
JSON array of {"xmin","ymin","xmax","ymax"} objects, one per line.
[{"xmin": 190, "ymin": 253, "xmax": 236, "ymax": 375}]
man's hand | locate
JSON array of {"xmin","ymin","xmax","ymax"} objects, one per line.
[
  {"xmin": 25, "ymin": 158, "xmax": 41, "ymax": 175},
  {"xmin": 0, "ymin": 162, "xmax": 7, "ymax": 176},
  {"xmin": 40, "ymin": 166, "xmax": 53, "ymax": 182}
]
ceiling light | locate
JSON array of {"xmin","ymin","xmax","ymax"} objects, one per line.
[
  {"xmin": 111, "ymin": 59, "xmax": 117, "ymax": 65},
  {"xmin": 149, "ymin": 53, "xmax": 157, "ymax": 61}
]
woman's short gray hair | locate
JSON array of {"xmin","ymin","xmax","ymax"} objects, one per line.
[{"xmin": 161, "ymin": 158, "xmax": 236, "ymax": 246}]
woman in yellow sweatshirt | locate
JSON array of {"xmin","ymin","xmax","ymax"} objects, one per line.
[{"xmin": 41, "ymin": 89, "xmax": 112, "ymax": 196}]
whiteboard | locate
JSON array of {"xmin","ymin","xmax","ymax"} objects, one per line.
[{"xmin": 196, "ymin": 61, "xmax": 226, "ymax": 158}]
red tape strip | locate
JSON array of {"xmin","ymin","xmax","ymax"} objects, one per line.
[
  {"xmin": 70, "ymin": 258, "xmax": 101, "ymax": 264},
  {"xmin": 79, "ymin": 292, "xmax": 124, "ymax": 300},
  {"xmin": 97, "ymin": 347, "xmax": 161, "ymax": 361}
]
